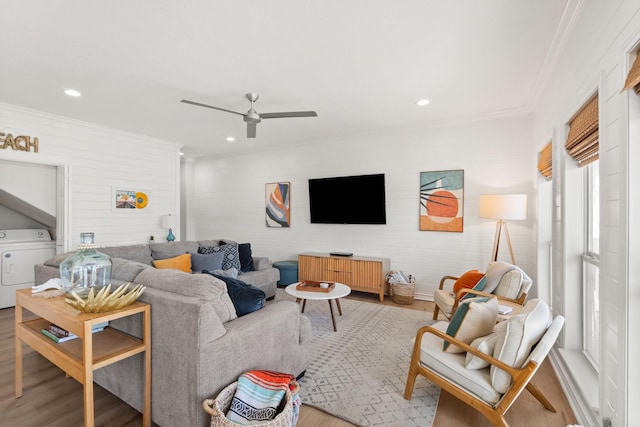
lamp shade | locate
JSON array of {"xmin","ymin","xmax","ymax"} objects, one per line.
[
  {"xmin": 479, "ymin": 194, "xmax": 527, "ymax": 220},
  {"xmin": 161, "ymin": 215, "xmax": 177, "ymax": 229}
]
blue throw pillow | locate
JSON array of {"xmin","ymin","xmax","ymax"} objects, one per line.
[
  {"xmin": 203, "ymin": 271, "xmax": 265, "ymax": 317},
  {"xmin": 238, "ymin": 243, "xmax": 255, "ymax": 272},
  {"xmin": 189, "ymin": 251, "xmax": 224, "ymax": 273},
  {"xmin": 199, "ymin": 244, "xmax": 242, "ymax": 272}
]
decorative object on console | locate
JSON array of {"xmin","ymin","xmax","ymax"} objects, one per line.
[
  {"xmin": 479, "ymin": 194, "xmax": 527, "ymax": 264},
  {"xmin": 59, "ymin": 232, "xmax": 112, "ymax": 297},
  {"xmin": 265, "ymin": 182, "xmax": 291, "ymax": 228},
  {"xmin": 419, "ymin": 169, "xmax": 464, "ymax": 232},
  {"xmin": 161, "ymin": 214, "xmax": 177, "ymax": 242}
]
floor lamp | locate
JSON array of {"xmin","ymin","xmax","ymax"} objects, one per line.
[{"xmin": 479, "ymin": 194, "xmax": 527, "ymax": 265}]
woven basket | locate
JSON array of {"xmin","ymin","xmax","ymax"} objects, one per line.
[
  {"xmin": 391, "ymin": 282, "xmax": 415, "ymax": 305},
  {"xmin": 203, "ymin": 381, "xmax": 294, "ymax": 427}
]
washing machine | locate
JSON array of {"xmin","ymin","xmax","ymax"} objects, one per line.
[{"xmin": 0, "ymin": 229, "xmax": 56, "ymax": 308}]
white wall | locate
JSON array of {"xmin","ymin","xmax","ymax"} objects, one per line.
[
  {"xmin": 0, "ymin": 159, "xmax": 56, "ymax": 215},
  {"xmin": 531, "ymin": 0, "xmax": 640, "ymax": 425},
  {"xmin": 0, "ymin": 103, "xmax": 181, "ymax": 249},
  {"xmin": 193, "ymin": 114, "xmax": 536, "ymax": 298}
]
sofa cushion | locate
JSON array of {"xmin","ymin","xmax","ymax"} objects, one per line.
[
  {"xmin": 189, "ymin": 251, "xmax": 224, "ymax": 273},
  {"xmin": 150, "ymin": 241, "xmax": 199, "ymax": 261},
  {"xmin": 482, "ymin": 262, "xmax": 516, "ymax": 294},
  {"xmin": 444, "ymin": 297, "xmax": 498, "ymax": 353},
  {"xmin": 100, "ymin": 244, "xmax": 154, "ymax": 265},
  {"xmin": 207, "ymin": 272, "xmax": 265, "ymax": 317},
  {"xmin": 111, "ymin": 257, "xmax": 151, "ymax": 282},
  {"xmin": 238, "ymin": 243, "xmax": 255, "ymax": 272},
  {"xmin": 199, "ymin": 243, "xmax": 242, "ymax": 271},
  {"xmin": 491, "ymin": 298, "xmax": 551, "ymax": 393},
  {"xmin": 134, "ymin": 267, "xmax": 237, "ymax": 322},
  {"xmin": 152, "ymin": 253, "xmax": 192, "ymax": 273}
]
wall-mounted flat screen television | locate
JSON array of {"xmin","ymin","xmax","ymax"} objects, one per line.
[{"xmin": 308, "ymin": 173, "xmax": 386, "ymax": 224}]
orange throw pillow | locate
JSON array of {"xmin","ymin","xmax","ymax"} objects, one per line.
[
  {"xmin": 453, "ymin": 270, "xmax": 486, "ymax": 296},
  {"xmin": 152, "ymin": 253, "xmax": 192, "ymax": 273}
]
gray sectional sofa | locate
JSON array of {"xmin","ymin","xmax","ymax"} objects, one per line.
[{"xmin": 34, "ymin": 240, "xmax": 311, "ymax": 427}]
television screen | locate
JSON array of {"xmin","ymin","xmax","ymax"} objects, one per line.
[{"xmin": 308, "ymin": 173, "xmax": 386, "ymax": 224}]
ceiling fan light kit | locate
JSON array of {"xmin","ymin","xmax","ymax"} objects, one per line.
[{"xmin": 180, "ymin": 93, "xmax": 317, "ymax": 138}]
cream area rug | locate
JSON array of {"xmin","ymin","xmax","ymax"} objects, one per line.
[{"xmin": 275, "ymin": 289, "xmax": 441, "ymax": 427}]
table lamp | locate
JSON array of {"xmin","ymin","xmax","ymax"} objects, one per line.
[
  {"xmin": 161, "ymin": 214, "xmax": 177, "ymax": 242},
  {"xmin": 479, "ymin": 194, "xmax": 527, "ymax": 264}
]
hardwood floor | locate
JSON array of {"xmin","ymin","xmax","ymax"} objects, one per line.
[{"xmin": 1, "ymin": 292, "xmax": 577, "ymax": 426}]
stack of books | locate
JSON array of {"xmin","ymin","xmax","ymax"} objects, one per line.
[{"xmin": 41, "ymin": 322, "xmax": 108, "ymax": 343}]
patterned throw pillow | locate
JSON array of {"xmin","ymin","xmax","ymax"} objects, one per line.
[{"xmin": 199, "ymin": 244, "xmax": 241, "ymax": 271}]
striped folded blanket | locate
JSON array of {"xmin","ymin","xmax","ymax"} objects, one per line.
[{"xmin": 226, "ymin": 370, "xmax": 294, "ymax": 425}]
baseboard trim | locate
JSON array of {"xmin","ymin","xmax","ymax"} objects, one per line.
[{"xmin": 549, "ymin": 349, "xmax": 600, "ymax": 427}]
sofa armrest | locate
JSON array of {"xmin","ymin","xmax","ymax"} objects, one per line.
[
  {"xmin": 252, "ymin": 256, "xmax": 271, "ymax": 270},
  {"xmin": 200, "ymin": 301, "xmax": 310, "ymax": 396}
]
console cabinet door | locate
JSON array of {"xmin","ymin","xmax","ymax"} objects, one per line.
[
  {"xmin": 350, "ymin": 259, "xmax": 383, "ymax": 291},
  {"xmin": 298, "ymin": 255, "xmax": 326, "ymax": 281}
]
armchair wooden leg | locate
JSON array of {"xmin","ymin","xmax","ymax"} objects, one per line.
[
  {"xmin": 432, "ymin": 305, "xmax": 440, "ymax": 321},
  {"xmin": 525, "ymin": 382, "xmax": 556, "ymax": 412},
  {"xmin": 404, "ymin": 365, "xmax": 419, "ymax": 400}
]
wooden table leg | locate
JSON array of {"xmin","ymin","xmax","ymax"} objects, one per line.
[
  {"xmin": 335, "ymin": 298, "xmax": 343, "ymax": 316},
  {"xmin": 143, "ymin": 306, "xmax": 152, "ymax": 427},
  {"xmin": 328, "ymin": 300, "xmax": 337, "ymax": 332},
  {"xmin": 14, "ymin": 303, "xmax": 23, "ymax": 398},
  {"xmin": 83, "ymin": 323, "xmax": 95, "ymax": 427}
]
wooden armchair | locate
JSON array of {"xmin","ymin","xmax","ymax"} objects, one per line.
[
  {"xmin": 405, "ymin": 298, "xmax": 564, "ymax": 427},
  {"xmin": 433, "ymin": 262, "xmax": 532, "ymax": 321}
]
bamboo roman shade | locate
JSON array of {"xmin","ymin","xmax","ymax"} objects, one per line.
[
  {"xmin": 565, "ymin": 95, "xmax": 599, "ymax": 167},
  {"xmin": 622, "ymin": 51, "xmax": 640, "ymax": 94},
  {"xmin": 537, "ymin": 141, "xmax": 552, "ymax": 180}
]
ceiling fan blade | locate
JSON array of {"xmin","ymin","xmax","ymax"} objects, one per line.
[
  {"xmin": 260, "ymin": 111, "xmax": 318, "ymax": 119},
  {"xmin": 180, "ymin": 99, "xmax": 245, "ymax": 117},
  {"xmin": 247, "ymin": 122, "xmax": 257, "ymax": 138}
]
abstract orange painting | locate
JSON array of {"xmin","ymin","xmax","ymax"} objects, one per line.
[
  {"xmin": 419, "ymin": 170, "xmax": 464, "ymax": 232},
  {"xmin": 265, "ymin": 182, "xmax": 291, "ymax": 227}
]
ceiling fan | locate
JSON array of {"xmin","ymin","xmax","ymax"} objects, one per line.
[{"xmin": 180, "ymin": 93, "xmax": 318, "ymax": 138}]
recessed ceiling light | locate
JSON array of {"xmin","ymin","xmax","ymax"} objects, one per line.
[
  {"xmin": 64, "ymin": 89, "xmax": 82, "ymax": 97},
  {"xmin": 416, "ymin": 99, "xmax": 430, "ymax": 106},
  {"xmin": 226, "ymin": 136, "xmax": 236, "ymax": 142},
  {"xmin": 179, "ymin": 152, "xmax": 184, "ymax": 156}
]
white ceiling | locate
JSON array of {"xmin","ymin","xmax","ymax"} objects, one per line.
[{"xmin": 0, "ymin": 1, "xmax": 572, "ymax": 158}]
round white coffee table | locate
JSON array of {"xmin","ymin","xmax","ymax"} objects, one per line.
[{"xmin": 285, "ymin": 282, "xmax": 351, "ymax": 331}]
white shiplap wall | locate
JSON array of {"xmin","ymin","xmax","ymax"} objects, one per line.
[
  {"xmin": 531, "ymin": 0, "xmax": 640, "ymax": 425},
  {"xmin": 193, "ymin": 114, "xmax": 536, "ymax": 299},
  {"xmin": 0, "ymin": 103, "xmax": 181, "ymax": 249}
]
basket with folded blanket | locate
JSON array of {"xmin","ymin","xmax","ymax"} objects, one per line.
[{"xmin": 203, "ymin": 370, "xmax": 300, "ymax": 427}]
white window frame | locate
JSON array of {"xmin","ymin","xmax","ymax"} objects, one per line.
[{"xmin": 582, "ymin": 161, "xmax": 600, "ymax": 370}]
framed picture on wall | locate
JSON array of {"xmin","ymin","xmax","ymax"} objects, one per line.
[
  {"xmin": 265, "ymin": 182, "xmax": 291, "ymax": 227},
  {"xmin": 112, "ymin": 187, "xmax": 150, "ymax": 212},
  {"xmin": 419, "ymin": 170, "xmax": 464, "ymax": 232}
]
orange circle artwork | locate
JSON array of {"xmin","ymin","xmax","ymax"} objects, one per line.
[{"xmin": 426, "ymin": 190, "xmax": 458, "ymax": 218}]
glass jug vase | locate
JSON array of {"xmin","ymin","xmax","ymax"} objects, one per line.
[{"xmin": 60, "ymin": 232, "xmax": 112, "ymax": 297}]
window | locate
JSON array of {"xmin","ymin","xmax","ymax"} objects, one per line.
[{"xmin": 583, "ymin": 160, "xmax": 600, "ymax": 368}]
